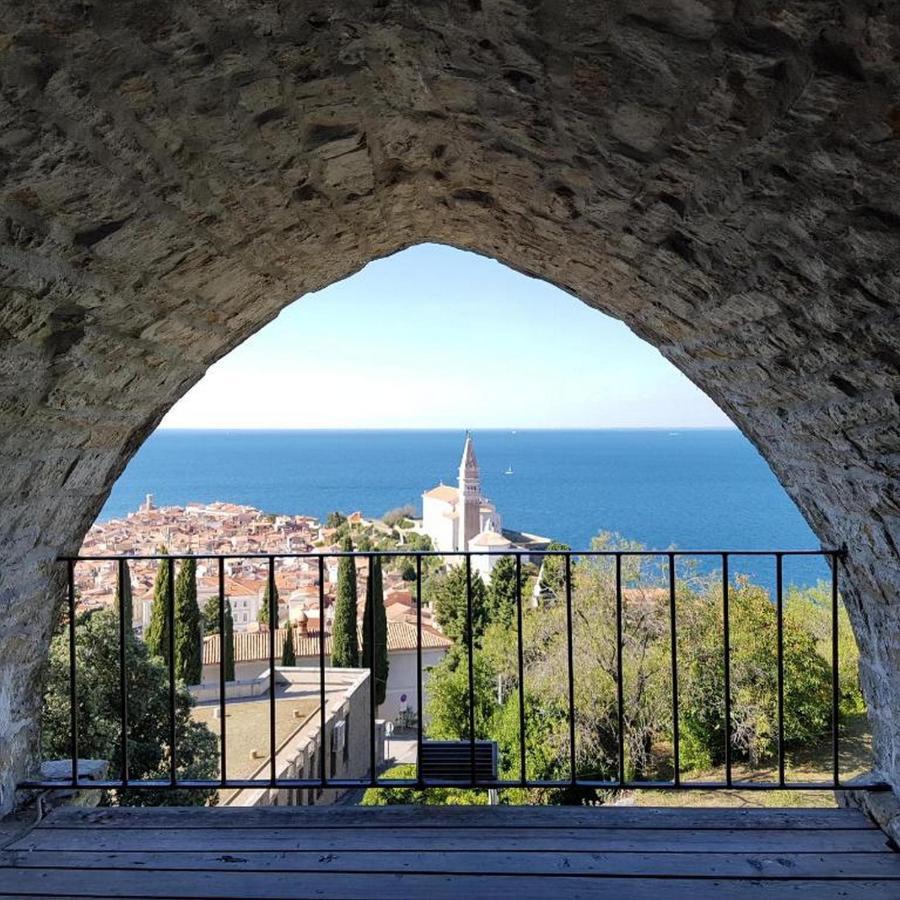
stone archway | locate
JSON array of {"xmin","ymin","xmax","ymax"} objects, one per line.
[{"xmin": 1, "ymin": 1, "xmax": 898, "ymax": 811}]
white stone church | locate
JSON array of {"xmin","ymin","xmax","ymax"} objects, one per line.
[{"xmin": 420, "ymin": 433, "xmax": 551, "ymax": 580}]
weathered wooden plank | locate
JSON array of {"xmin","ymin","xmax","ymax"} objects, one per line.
[
  {"xmin": 9, "ymin": 826, "xmax": 890, "ymax": 853},
  {"xmin": 2, "ymin": 870, "xmax": 899, "ymax": 898},
  {"xmin": 3, "ymin": 848, "xmax": 900, "ymax": 879},
  {"xmin": 41, "ymin": 804, "xmax": 875, "ymax": 831}
]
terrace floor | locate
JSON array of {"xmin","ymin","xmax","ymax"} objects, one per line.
[{"xmin": 2, "ymin": 803, "xmax": 899, "ymax": 898}]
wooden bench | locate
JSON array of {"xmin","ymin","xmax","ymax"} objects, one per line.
[{"xmin": 419, "ymin": 740, "xmax": 498, "ymax": 783}]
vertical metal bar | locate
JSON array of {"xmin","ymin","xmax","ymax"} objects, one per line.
[
  {"xmin": 515, "ymin": 553, "xmax": 527, "ymax": 787},
  {"xmin": 722, "ymin": 553, "xmax": 732, "ymax": 787},
  {"xmin": 167, "ymin": 557, "xmax": 176, "ymax": 787},
  {"xmin": 465, "ymin": 553, "xmax": 476, "ymax": 787},
  {"xmin": 668, "ymin": 553, "xmax": 680, "ymax": 787},
  {"xmin": 319, "ymin": 555, "xmax": 327, "ymax": 789},
  {"xmin": 776, "ymin": 553, "xmax": 785, "ymax": 788},
  {"xmin": 268, "ymin": 556, "xmax": 276, "ymax": 787},
  {"xmin": 67, "ymin": 560, "xmax": 78, "ymax": 787},
  {"xmin": 218, "ymin": 558, "xmax": 227, "ymax": 788},
  {"xmin": 832, "ymin": 551, "xmax": 841, "ymax": 788},
  {"xmin": 368, "ymin": 553, "xmax": 377, "ymax": 786},
  {"xmin": 565, "ymin": 553, "xmax": 577, "ymax": 786},
  {"xmin": 416, "ymin": 554, "xmax": 424, "ymax": 785},
  {"xmin": 117, "ymin": 558, "xmax": 129, "ymax": 787},
  {"xmin": 615, "ymin": 553, "xmax": 626, "ymax": 786}
]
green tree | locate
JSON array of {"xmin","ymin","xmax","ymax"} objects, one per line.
[
  {"xmin": 537, "ymin": 542, "xmax": 570, "ymax": 600},
  {"xmin": 174, "ymin": 558, "xmax": 202, "ymax": 685},
  {"xmin": 201, "ymin": 595, "xmax": 220, "ymax": 636},
  {"xmin": 332, "ymin": 536, "xmax": 359, "ymax": 667},
  {"xmin": 680, "ymin": 578, "xmax": 832, "ymax": 769},
  {"xmin": 326, "ymin": 511, "xmax": 347, "ymax": 529},
  {"xmin": 281, "ymin": 623, "xmax": 296, "ymax": 666},
  {"xmin": 42, "ymin": 608, "xmax": 218, "ymax": 806},
  {"xmin": 487, "ymin": 555, "xmax": 520, "ymax": 629},
  {"xmin": 431, "ymin": 564, "xmax": 488, "ymax": 646},
  {"xmin": 223, "ymin": 599, "xmax": 235, "ymax": 681},
  {"xmin": 257, "ymin": 577, "xmax": 279, "ymax": 628},
  {"xmin": 115, "ymin": 561, "xmax": 133, "ymax": 635},
  {"xmin": 145, "ymin": 547, "xmax": 172, "ymax": 662},
  {"xmin": 426, "ymin": 647, "xmax": 498, "ymax": 740},
  {"xmin": 362, "ymin": 555, "xmax": 389, "ymax": 706}
]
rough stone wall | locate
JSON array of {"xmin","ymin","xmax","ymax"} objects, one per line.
[{"xmin": 0, "ymin": 0, "xmax": 898, "ymax": 812}]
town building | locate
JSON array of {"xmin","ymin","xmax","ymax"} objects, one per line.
[
  {"xmin": 421, "ymin": 433, "xmax": 553, "ymax": 579},
  {"xmin": 201, "ymin": 619, "xmax": 451, "ymax": 723},
  {"xmin": 190, "ymin": 666, "xmax": 382, "ymax": 807}
]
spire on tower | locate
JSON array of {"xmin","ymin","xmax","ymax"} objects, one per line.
[{"xmin": 459, "ymin": 431, "xmax": 479, "ymax": 479}]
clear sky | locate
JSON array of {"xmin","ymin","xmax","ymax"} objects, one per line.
[{"xmin": 161, "ymin": 243, "xmax": 733, "ymax": 430}]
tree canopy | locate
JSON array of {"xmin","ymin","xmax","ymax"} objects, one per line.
[
  {"xmin": 430, "ymin": 564, "xmax": 488, "ymax": 647},
  {"xmin": 42, "ymin": 608, "xmax": 217, "ymax": 806},
  {"xmin": 281, "ymin": 623, "xmax": 296, "ymax": 667},
  {"xmin": 332, "ymin": 536, "xmax": 359, "ymax": 667},
  {"xmin": 145, "ymin": 548, "xmax": 172, "ymax": 663},
  {"xmin": 362, "ymin": 554, "xmax": 389, "ymax": 706},
  {"xmin": 174, "ymin": 558, "xmax": 202, "ymax": 685}
]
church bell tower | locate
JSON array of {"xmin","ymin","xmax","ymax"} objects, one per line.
[{"xmin": 458, "ymin": 432, "xmax": 481, "ymax": 551}]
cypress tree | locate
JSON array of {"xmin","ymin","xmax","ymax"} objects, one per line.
[
  {"xmin": 223, "ymin": 599, "xmax": 235, "ymax": 681},
  {"xmin": 488, "ymin": 555, "xmax": 519, "ymax": 629},
  {"xmin": 258, "ymin": 577, "xmax": 279, "ymax": 628},
  {"xmin": 281, "ymin": 623, "xmax": 296, "ymax": 666},
  {"xmin": 145, "ymin": 546, "xmax": 172, "ymax": 662},
  {"xmin": 331, "ymin": 536, "xmax": 359, "ymax": 667},
  {"xmin": 201, "ymin": 595, "xmax": 220, "ymax": 635},
  {"xmin": 362, "ymin": 555, "xmax": 389, "ymax": 706},
  {"xmin": 174, "ymin": 557, "xmax": 202, "ymax": 685},
  {"xmin": 115, "ymin": 560, "xmax": 133, "ymax": 635}
]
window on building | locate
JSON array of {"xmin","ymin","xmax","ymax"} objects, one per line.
[{"xmin": 343, "ymin": 715, "xmax": 350, "ymax": 765}]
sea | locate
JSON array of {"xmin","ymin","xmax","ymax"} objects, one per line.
[{"xmin": 99, "ymin": 429, "xmax": 831, "ymax": 590}]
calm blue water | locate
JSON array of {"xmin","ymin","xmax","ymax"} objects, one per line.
[{"xmin": 99, "ymin": 430, "xmax": 829, "ymax": 589}]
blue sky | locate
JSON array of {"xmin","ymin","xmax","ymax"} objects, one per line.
[{"xmin": 161, "ymin": 244, "xmax": 733, "ymax": 429}]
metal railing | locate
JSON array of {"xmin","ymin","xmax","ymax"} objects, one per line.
[{"xmin": 20, "ymin": 548, "xmax": 890, "ymax": 794}]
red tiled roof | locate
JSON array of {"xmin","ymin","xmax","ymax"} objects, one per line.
[{"xmin": 202, "ymin": 620, "xmax": 451, "ymax": 666}]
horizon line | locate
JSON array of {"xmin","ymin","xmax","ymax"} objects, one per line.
[{"xmin": 155, "ymin": 424, "xmax": 740, "ymax": 433}]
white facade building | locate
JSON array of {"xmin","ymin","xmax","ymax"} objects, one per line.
[
  {"xmin": 421, "ymin": 433, "xmax": 552, "ymax": 574},
  {"xmin": 421, "ymin": 433, "xmax": 501, "ymax": 554}
]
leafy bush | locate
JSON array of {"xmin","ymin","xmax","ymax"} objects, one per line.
[
  {"xmin": 360, "ymin": 764, "xmax": 489, "ymax": 806},
  {"xmin": 42, "ymin": 608, "xmax": 218, "ymax": 806}
]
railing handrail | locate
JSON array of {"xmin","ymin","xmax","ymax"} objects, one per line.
[{"xmin": 59, "ymin": 547, "xmax": 845, "ymax": 561}]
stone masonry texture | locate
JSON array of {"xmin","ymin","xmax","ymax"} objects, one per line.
[{"xmin": 0, "ymin": 1, "xmax": 898, "ymax": 813}]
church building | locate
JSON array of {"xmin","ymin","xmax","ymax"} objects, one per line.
[{"xmin": 420, "ymin": 433, "xmax": 551, "ymax": 579}]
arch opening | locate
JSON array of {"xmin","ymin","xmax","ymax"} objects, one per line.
[{"xmin": 1, "ymin": 0, "xmax": 898, "ymax": 814}]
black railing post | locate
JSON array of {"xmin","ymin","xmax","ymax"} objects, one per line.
[
  {"xmin": 268, "ymin": 555, "xmax": 276, "ymax": 788},
  {"xmin": 668, "ymin": 553, "xmax": 680, "ymax": 786},
  {"xmin": 218, "ymin": 558, "xmax": 227, "ymax": 788},
  {"xmin": 615, "ymin": 553, "xmax": 625, "ymax": 787},
  {"xmin": 167, "ymin": 556, "xmax": 176, "ymax": 787},
  {"xmin": 722, "ymin": 553, "xmax": 732, "ymax": 787},
  {"xmin": 67, "ymin": 559, "xmax": 78, "ymax": 787},
  {"xmin": 564, "ymin": 552, "xmax": 576, "ymax": 786},
  {"xmin": 318, "ymin": 555, "xmax": 327, "ymax": 790},
  {"xmin": 416, "ymin": 554, "xmax": 424, "ymax": 786},
  {"xmin": 516, "ymin": 553, "xmax": 526, "ymax": 787},
  {"xmin": 832, "ymin": 550, "xmax": 841, "ymax": 787},
  {"xmin": 117, "ymin": 558, "xmax": 130, "ymax": 787},
  {"xmin": 369, "ymin": 553, "xmax": 377, "ymax": 786},
  {"xmin": 465, "ymin": 553, "xmax": 476, "ymax": 787},
  {"xmin": 776, "ymin": 553, "xmax": 785, "ymax": 788}
]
